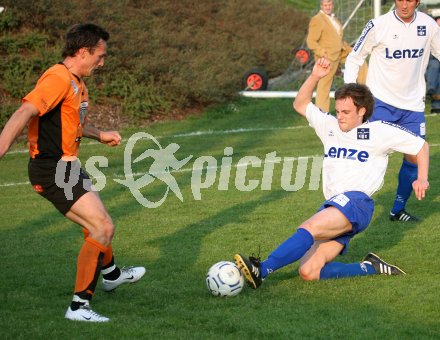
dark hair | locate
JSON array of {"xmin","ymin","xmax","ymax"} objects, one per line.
[
  {"xmin": 62, "ymin": 23, "xmax": 109, "ymax": 58},
  {"xmin": 334, "ymin": 83, "xmax": 374, "ymax": 122}
]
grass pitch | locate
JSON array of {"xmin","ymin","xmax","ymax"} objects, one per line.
[{"xmin": 1, "ymin": 98, "xmax": 439, "ymax": 339}]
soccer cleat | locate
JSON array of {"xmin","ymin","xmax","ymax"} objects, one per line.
[
  {"xmin": 102, "ymin": 266, "xmax": 146, "ymax": 292},
  {"xmin": 234, "ymin": 254, "xmax": 262, "ymax": 289},
  {"xmin": 65, "ymin": 303, "xmax": 110, "ymax": 322},
  {"xmin": 389, "ymin": 210, "xmax": 420, "ymax": 222},
  {"xmin": 362, "ymin": 252, "xmax": 406, "ymax": 275}
]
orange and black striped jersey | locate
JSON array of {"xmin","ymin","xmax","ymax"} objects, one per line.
[{"xmin": 25, "ymin": 63, "xmax": 89, "ymax": 159}]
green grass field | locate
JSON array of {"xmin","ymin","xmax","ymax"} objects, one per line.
[{"xmin": 1, "ymin": 98, "xmax": 440, "ymax": 339}]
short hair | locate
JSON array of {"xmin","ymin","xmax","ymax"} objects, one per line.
[
  {"xmin": 62, "ymin": 23, "xmax": 109, "ymax": 58},
  {"xmin": 395, "ymin": 0, "xmax": 420, "ymax": 4},
  {"xmin": 334, "ymin": 83, "xmax": 374, "ymax": 122}
]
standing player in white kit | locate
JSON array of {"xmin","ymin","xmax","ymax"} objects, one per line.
[{"xmin": 344, "ymin": 0, "xmax": 440, "ymax": 222}]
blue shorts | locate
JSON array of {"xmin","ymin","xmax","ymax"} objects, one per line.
[
  {"xmin": 371, "ymin": 97, "xmax": 425, "ymax": 138},
  {"xmin": 317, "ymin": 191, "xmax": 374, "ymax": 255}
]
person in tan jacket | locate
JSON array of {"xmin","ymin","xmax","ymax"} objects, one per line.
[{"xmin": 307, "ymin": 0, "xmax": 367, "ymax": 112}]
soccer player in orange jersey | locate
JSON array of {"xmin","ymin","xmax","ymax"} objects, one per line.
[{"xmin": 0, "ymin": 23, "xmax": 145, "ymax": 322}]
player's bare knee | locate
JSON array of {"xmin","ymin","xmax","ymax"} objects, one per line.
[
  {"xmin": 101, "ymin": 217, "xmax": 115, "ymax": 240},
  {"xmin": 92, "ymin": 215, "xmax": 114, "ymax": 244},
  {"xmin": 299, "ymin": 221, "xmax": 318, "ymax": 238},
  {"xmin": 298, "ymin": 264, "xmax": 320, "ymax": 281}
]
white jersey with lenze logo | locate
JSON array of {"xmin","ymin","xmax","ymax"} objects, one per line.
[
  {"xmin": 344, "ymin": 10, "xmax": 440, "ymax": 111},
  {"xmin": 306, "ymin": 103, "xmax": 425, "ymax": 199}
]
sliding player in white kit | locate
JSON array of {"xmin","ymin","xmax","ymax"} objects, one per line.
[
  {"xmin": 344, "ymin": 0, "xmax": 440, "ymax": 222},
  {"xmin": 234, "ymin": 58, "xmax": 429, "ymax": 289}
]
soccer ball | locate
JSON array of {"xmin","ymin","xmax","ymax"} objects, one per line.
[{"xmin": 206, "ymin": 261, "xmax": 245, "ymax": 297}]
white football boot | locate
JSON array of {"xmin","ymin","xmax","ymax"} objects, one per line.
[
  {"xmin": 65, "ymin": 302, "xmax": 110, "ymax": 322},
  {"xmin": 102, "ymin": 266, "xmax": 146, "ymax": 292}
]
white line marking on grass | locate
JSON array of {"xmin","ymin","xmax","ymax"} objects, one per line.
[
  {"xmin": 6, "ymin": 126, "xmax": 309, "ymax": 155},
  {"xmin": 1, "ymin": 181, "xmax": 31, "ymax": 187},
  {"xmin": 171, "ymin": 125, "xmax": 308, "ymax": 138}
]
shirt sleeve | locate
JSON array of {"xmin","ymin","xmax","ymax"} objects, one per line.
[
  {"xmin": 344, "ymin": 19, "xmax": 377, "ymax": 83},
  {"xmin": 305, "ymin": 102, "xmax": 335, "ymax": 141},
  {"xmin": 379, "ymin": 122, "xmax": 425, "ymax": 155},
  {"xmin": 23, "ymin": 72, "xmax": 70, "ymax": 116}
]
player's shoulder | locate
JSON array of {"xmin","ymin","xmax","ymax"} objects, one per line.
[
  {"xmin": 308, "ymin": 102, "xmax": 333, "ymax": 116},
  {"xmin": 46, "ymin": 63, "xmax": 71, "ymax": 78},
  {"xmin": 358, "ymin": 11, "xmax": 389, "ymax": 35},
  {"xmin": 415, "ymin": 11, "xmax": 436, "ymax": 24},
  {"xmin": 375, "ymin": 10, "xmax": 394, "ymax": 25},
  {"xmin": 36, "ymin": 64, "xmax": 79, "ymax": 97},
  {"xmin": 415, "ymin": 12, "xmax": 439, "ymax": 34},
  {"xmin": 40, "ymin": 63, "xmax": 72, "ymax": 83},
  {"xmin": 365, "ymin": 11, "xmax": 395, "ymax": 33}
]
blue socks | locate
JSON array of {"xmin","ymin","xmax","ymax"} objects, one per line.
[
  {"xmin": 391, "ymin": 159, "xmax": 418, "ymax": 214},
  {"xmin": 260, "ymin": 228, "xmax": 314, "ymax": 278},
  {"xmin": 259, "ymin": 228, "xmax": 377, "ymax": 280},
  {"xmin": 319, "ymin": 261, "xmax": 376, "ymax": 280}
]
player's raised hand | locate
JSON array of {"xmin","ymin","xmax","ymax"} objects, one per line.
[
  {"xmin": 293, "ymin": 57, "xmax": 332, "ymax": 117},
  {"xmin": 311, "ymin": 57, "xmax": 331, "ymax": 79}
]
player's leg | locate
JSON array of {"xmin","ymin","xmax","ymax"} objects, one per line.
[
  {"xmin": 28, "ymin": 160, "xmax": 111, "ymax": 321},
  {"xmin": 389, "ymin": 113, "xmax": 425, "ymax": 221},
  {"xmin": 390, "ymin": 154, "xmax": 419, "ymax": 221},
  {"xmin": 235, "ymin": 192, "xmax": 373, "ymax": 288},
  {"xmin": 80, "ymin": 227, "xmax": 122, "ymax": 286},
  {"xmin": 64, "ymin": 191, "xmax": 114, "ymax": 321},
  {"xmin": 298, "ymin": 240, "xmax": 346, "ymax": 280},
  {"xmin": 299, "ymin": 240, "xmax": 405, "ymax": 280},
  {"xmin": 259, "ymin": 206, "xmax": 352, "ymax": 277},
  {"xmin": 72, "ymin": 201, "xmax": 146, "ymax": 293},
  {"xmin": 315, "ymin": 59, "xmax": 338, "ymax": 112},
  {"xmin": 66, "ymin": 191, "xmax": 114, "ymax": 245},
  {"xmin": 369, "ymin": 100, "xmax": 424, "ymax": 221},
  {"xmin": 319, "ymin": 252, "xmax": 405, "ymax": 279},
  {"xmin": 235, "ymin": 206, "xmax": 352, "ymax": 288},
  {"xmin": 302, "ymin": 238, "xmax": 376, "ymax": 280}
]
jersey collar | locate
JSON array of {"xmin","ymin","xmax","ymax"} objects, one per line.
[
  {"xmin": 393, "ymin": 9, "xmax": 417, "ymax": 25},
  {"xmin": 59, "ymin": 62, "xmax": 81, "ymax": 82}
]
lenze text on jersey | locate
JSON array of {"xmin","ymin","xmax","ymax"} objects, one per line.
[
  {"xmin": 325, "ymin": 147, "xmax": 369, "ymax": 162},
  {"xmin": 385, "ymin": 48, "xmax": 424, "ymax": 60}
]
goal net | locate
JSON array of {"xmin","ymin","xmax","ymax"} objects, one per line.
[{"xmin": 335, "ymin": 0, "xmax": 394, "ymax": 45}]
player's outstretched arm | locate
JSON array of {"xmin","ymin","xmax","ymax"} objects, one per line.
[
  {"xmin": 293, "ymin": 57, "xmax": 331, "ymax": 117},
  {"xmin": 83, "ymin": 124, "xmax": 122, "ymax": 147},
  {"xmin": 413, "ymin": 142, "xmax": 429, "ymax": 200},
  {"xmin": 0, "ymin": 102, "xmax": 38, "ymax": 159}
]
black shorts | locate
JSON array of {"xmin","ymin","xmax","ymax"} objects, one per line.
[{"xmin": 28, "ymin": 158, "xmax": 92, "ymax": 215}]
